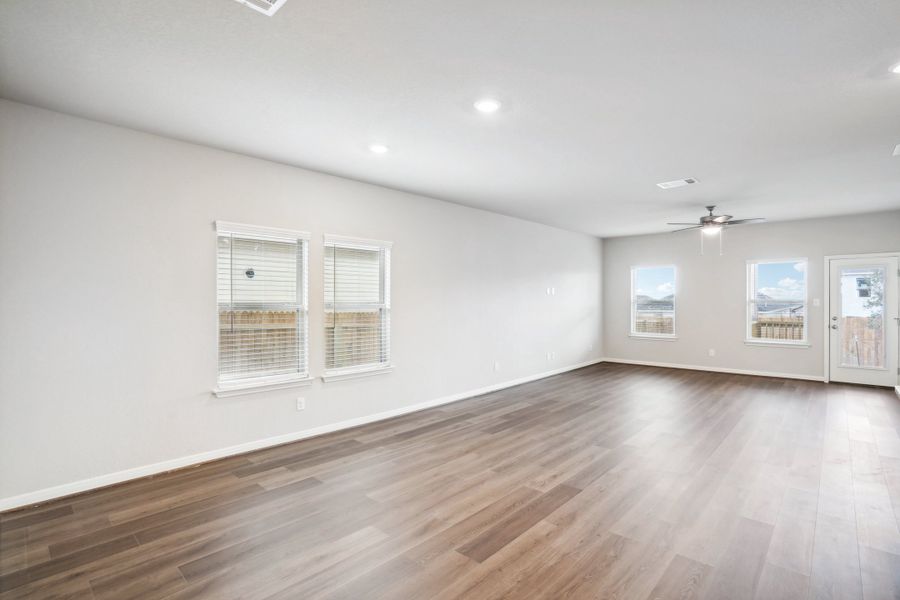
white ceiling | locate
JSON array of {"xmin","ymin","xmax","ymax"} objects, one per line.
[{"xmin": 2, "ymin": 0, "xmax": 900, "ymax": 237}]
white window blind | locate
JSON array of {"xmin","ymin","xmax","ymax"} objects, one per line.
[
  {"xmin": 324, "ymin": 235, "xmax": 392, "ymax": 376},
  {"xmin": 216, "ymin": 222, "xmax": 309, "ymax": 389}
]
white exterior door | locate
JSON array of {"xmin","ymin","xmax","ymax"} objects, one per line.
[{"xmin": 828, "ymin": 256, "xmax": 899, "ymax": 386}]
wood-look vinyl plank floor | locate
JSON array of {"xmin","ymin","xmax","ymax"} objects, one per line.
[{"xmin": 2, "ymin": 363, "xmax": 899, "ymax": 599}]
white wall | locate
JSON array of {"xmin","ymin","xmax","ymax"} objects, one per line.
[
  {"xmin": 0, "ymin": 100, "xmax": 603, "ymax": 506},
  {"xmin": 603, "ymin": 210, "xmax": 900, "ymax": 379}
]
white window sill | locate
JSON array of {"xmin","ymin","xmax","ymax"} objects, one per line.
[
  {"xmin": 629, "ymin": 334, "xmax": 678, "ymax": 341},
  {"xmin": 213, "ymin": 376, "xmax": 313, "ymax": 398},
  {"xmin": 743, "ymin": 340, "xmax": 810, "ymax": 348},
  {"xmin": 322, "ymin": 365, "xmax": 394, "ymax": 383}
]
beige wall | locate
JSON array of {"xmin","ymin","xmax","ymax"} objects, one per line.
[
  {"xmin": 603, "ymin": 210, "xmax": 900, "ymax": 379},
  {"xmin": 0, "ymin": 100, "xmax": 603, "ymax": 505}
]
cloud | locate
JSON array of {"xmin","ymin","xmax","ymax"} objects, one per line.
[
  {"xmin": 759, "ymin": 285, "xmax": 805, "ymax": 300},
  {"xmin": 777, "ymin": 277, "xmax": 801, "ymax": 289},
  {"xmin": 657, "ymin": 282, "xmax": 674, "ymax": 295},
  {"xmin": 794, "ymin": 262, "xmax": 806, "ymax": 273}
]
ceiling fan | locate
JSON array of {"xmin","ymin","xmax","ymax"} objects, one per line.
[{"xmin": 668, "ymin": 205, "xmax": 765, "ymax": 233}]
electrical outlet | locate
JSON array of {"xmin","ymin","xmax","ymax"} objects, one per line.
[
  {"xmin": 546, "ymin": 351, "xmax": 555, "ymax": 361},
  {"xmin": 708, "ymin": 349, "xmax": 716, "ymax": 357},
  {"xmin": 493, "ymin": 361, "xmax": 501, "ymax": 372},
  {"xmin": 296, "ymin": 397, "xmax": 305, "ymax": 411}
]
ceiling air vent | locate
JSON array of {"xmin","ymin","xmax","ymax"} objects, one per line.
[
  {"xmin": 656, "ymin": 178, "xmax": 698, "ymax": 189},
  {"xmin": 233, "ymin": 0, "xmax": 287, "ymax": 16}
]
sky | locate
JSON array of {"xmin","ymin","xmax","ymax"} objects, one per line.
[
  {"xmin": 634, "ymin": 266, "xmax": 675, "ymax": 299},
  {"xmin": 755, "ymin": 261, "xmax": 806, "ymax": 301}
]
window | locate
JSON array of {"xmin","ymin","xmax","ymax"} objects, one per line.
[
  {"xmin": 631, "ymin": 266, "xmax": 676, "ymax": 337},
  {"xmin": 747, "ymin": 259, "xmax": 807, "ymax": 344},
  {"xmin": 216, "ymin": 222, "xmax": 309, "ymax": 394},
  {"xmin": 324, "ymin": 235, "xmax": 392, "ymax": 379}
]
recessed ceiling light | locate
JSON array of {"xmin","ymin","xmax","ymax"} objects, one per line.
[
  {"xmin": 892, "ymin": 63, "xmax": 900, "ymax": 74},
  {"xmin": 233, "ymin": 0, "xmax": 288, "ymax": 16},
  {"xmin": 474, "ymin": 98, "xmax": 502, "ymax": 114},
  {"xmin": 893, "ymin": 143, "xmax": 900, "ymax": 156},
  {"xmin": 656, "ymin": 178, "xmax": 698, "ymax": 189},
  {"xmin": 368, "ymin": 143, "xmax": 389, "ymax": 155}
]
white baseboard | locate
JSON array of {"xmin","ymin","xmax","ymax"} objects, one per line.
[
  {"xmin": 602, "ymin": 357, "xmax": 825, "ymax": 382},
  {"xmin": 0, "ymin": 358, "xmax": 604, "ymax": 512}
]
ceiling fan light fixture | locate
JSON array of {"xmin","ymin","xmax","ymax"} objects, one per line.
[{"xmin": 671, "ymin": 205, "xmax": 765, "ymax": 255}]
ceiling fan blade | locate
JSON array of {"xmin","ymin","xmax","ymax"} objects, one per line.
[
  {"xmin": 712, "ymin": 215, "xmax": 733, "ymax": 223},
  {"xmin": 725, "ymin": 218, "xmax": 766, "ymax": 225},
  {"xmin": 666, "ymin": 222, "xmax": 700, "ymax": 225},
  {"xmin": 669, "ymin": 225, "xmax": 703, "ymax": 233}
]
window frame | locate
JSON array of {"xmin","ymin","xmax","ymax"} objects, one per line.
[
  {"xmin": 745, "ymin": 257, "xmax": 809, "ymax": 347},
  {"xmin": 213, "ymin": 221, "xmax": 312, "ymax": 397},
  {"xmin": 629, "ymin": 264, "xmax": 678, "ymax": 340},
  {"xmin": 322, "ymin": 234, "xmax": 393, "ymax": 382}
]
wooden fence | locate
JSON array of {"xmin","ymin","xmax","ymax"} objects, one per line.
[
  {"xmin": 839, "ymin": 316, "xmax": 884, "ymax": 368},
  {"xmin": 325, "ymin": 310, "xmax": 385, "ymax": 369},
  {"xmin": 219, "ymin": 310, "xmax": 300, "ymax": 378},
  {"xmin": 750, "ymin": 315, "xmax": 804, "ymax": 341},
  {"xmin": 218, "ymin": 309, "xmax": 388, "ymax": 374},
  {"xmin": 634, "ymin": 312, "xmax": 674, "ymax": 335}
]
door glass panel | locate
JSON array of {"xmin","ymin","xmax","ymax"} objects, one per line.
[{"xmin": 839, "ymin": 266, "xmax": 885, "ymax": 368}]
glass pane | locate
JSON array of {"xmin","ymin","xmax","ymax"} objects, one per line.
[
  {"xmin": 839, "ymin": 266, "xmax": 885, "ymax": 368},
  {"xmin": 753, "ymin": 260, "xmax": 806, "ymax": 301},
  {"xmin": 325, "ymin": 246, "xmax": 382, "ymax": 305},
  {"xmin": 325, "ymin": 309, "xmax": 388, "ymax": 370},
  {"xmin": 633, "ymin": 266, "xmax": 674, "ymax": 334},
  {"xmin": 218, "ymin": 309, "xmax": 301, "ymax": 380},
  {"xmin": 749, "ymin": 260, "xmax": 806, "ymax": 341},
  {"xmin": 749, "ymin": 301, "xmax": 805, "ymax": 341},
  {"xmin": 224, "ymin": 237, "xmax": 299, "ymax": 305}
]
